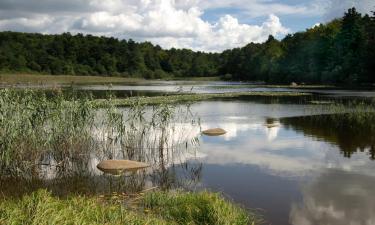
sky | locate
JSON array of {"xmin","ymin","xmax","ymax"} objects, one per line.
[{"xmin": 0, "ymin": 0, "xmax": 373, "ymax": 52}]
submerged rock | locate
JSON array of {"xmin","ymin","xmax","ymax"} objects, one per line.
[
  {"xmin": 202, "ymin": 128, "xmax": 227, "ymax": 136},
  {"xmin": 97, "ymin": 160, "xmax": 149, "ymax": 175}
]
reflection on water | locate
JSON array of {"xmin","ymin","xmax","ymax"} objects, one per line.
[
  {"xmin": 189, "ymin": 101, "xmax": 375, "ymax": 225},
  {"xmin": 2, "ymin": 98, "xmax": 375, "ymax": 225},
  {"xmin": 290, "ymin": 170, "xmax": 375, "ymax": 225},
  {"xmin": 281, "ymin": 113, "xmax": 375, "ymax": 160}
]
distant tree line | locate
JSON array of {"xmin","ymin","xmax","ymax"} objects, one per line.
[
  {"xmin": 0, "ymin": 32, "xmax": 220, "ymax": 79},
  {"xmin": 0, "ymin": 7, "xmax": 374, "ymax": 84}
]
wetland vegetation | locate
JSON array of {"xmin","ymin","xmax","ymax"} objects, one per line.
[{"xmin": 0, "ymin": 88, "xmax": 262, "ymax": 225}]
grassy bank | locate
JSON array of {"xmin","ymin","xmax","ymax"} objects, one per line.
[
  {"xmin": 0, "ymin": 74, "xmax": 148, "ymax": 85},
  {"xmin": 0, "ymin": 189, "xmax": 261, "ymax": 225},
  {"xmin": 0, "ymin": 74, "xmax": 223, "ymax": 85},
  {"xmin": 95, "ymin": 91, "xmax": 311, "ymax": 107}
]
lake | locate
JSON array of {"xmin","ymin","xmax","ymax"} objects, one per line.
[
  {"xmin": 1, "ymin": 81, "xmax": 375, "ymax": 225},
  {"xmin": 187, "ymin": 100, "xmax": 375, "ymax": 225}
]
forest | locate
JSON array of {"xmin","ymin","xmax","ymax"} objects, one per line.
[{"xmin": 0, "ymin": 7, "xmax": 374, "ymax": 84}]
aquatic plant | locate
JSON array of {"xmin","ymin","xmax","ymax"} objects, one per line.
[
  {"xmin": 0, "ymin": 89, "xmax": 96, "ymax": 178},
  {"xmin": 94, "ymin": 91, "xmax": 311, "ymax": 107},
  {"xmin": 0, "ymin": 89, "xmax": 200, "ymax": 179}
]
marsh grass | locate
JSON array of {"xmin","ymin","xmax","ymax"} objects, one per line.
[
  {"xmin": 0, "ymin": 89, "xmax": 96, "ymax": 177},
  {"xmin": 95, "ymin": 91, "xmax": 311, "ymax": 107},
  {"xmin": 0, "ymin": 89, "xmax": 200, "ymax": 179},
  {"xmin": 0, "ymin": 189, "xmax": 260, "ymax": 225}
]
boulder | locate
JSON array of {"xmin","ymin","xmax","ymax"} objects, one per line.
[
  {"xmin": 290, "ymin": 82, "xmax": 298, "ymax": 87},
  {"xmin": 265, "ymin": 123, "xmax": 279, "ymax": 128},
  {"xmin": 202, "ymin": 128, "xmax": 227, "ymax": 136},
  {"xmin": 97, "ymin": 160, "xmax": 149, "ymax": 175}
]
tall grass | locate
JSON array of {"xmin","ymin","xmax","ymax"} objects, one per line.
[
  {"xmin": 0, "ymin": 89, "xmax": 200, "ymax": 179},
  {"xmin": 0, "ymin": 89, "xmax": 96, "ymax": 178}
]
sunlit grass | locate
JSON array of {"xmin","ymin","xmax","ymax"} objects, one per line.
[{"xmin": 0, "ymin": 189, "xmax": 261, "ymax": 225}]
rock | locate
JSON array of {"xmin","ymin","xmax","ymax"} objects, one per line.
[
  {"xmin": 97, "ymin": 160, "xmax": 149, "ymax": 175},
  {"xmin": 202, "ymin": 128, "xmax": 227, "ymax": 136},
  {"xmin": 290, "ymin": 82, "xmax": 298, "ymax": 87},
  {"xmin": 265, "ymin": 123, "xmax": 279, "ymax": 128}
]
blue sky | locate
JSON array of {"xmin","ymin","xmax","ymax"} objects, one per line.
[
  {"xmin": 0, "ymin": 0, "xmax": 373, "ymax": 52},
  {"xmin": 201, "ymin": 0, "xmax": 374, "ymax": 33}
]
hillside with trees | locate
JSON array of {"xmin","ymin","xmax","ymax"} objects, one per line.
[{"xmin": 0, "ymin": 8, "xmax": 374, "ymax": 85}]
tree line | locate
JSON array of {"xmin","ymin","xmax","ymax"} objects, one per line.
[{"xmin": 0, "ymin": 7, "xmax": 374, "ymax": 84}]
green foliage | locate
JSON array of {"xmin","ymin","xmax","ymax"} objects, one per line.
[
  {"xmin": 0, "ymin": 189, "xmax": 259, "ymax": 225},
  {"xmin": 220, "ymin": 7, "xmax": 375, "ymax": 85},
  {"xmin": 0, "ymin": 32, "xmax": 219, "ymax": 78}
]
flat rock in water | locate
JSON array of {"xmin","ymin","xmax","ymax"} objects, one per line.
[
  {"xmin": 290, "ymin": 82, "xmax": 298, "ymax": 87},
  {"xmin": 202, "ymin": 128, "xmax": 227, "ymax": 136},
  {"xmin": 97, "ymin": 160, "xmax": 149, "ymax": 175},
  {"xmin": 265, "ymin": 123, "xmax": 279, "ymax": 128}
]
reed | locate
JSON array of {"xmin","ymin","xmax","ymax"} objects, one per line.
[{"xmin": 0, "ymin": 89, "xmax": 200, "ymax": 179}]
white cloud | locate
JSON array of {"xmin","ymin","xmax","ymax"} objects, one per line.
[
  {"xmin": 315, "ymin": 0, "xmax": 375, "ymax": 21},
  {"xmin": 147, "ymin": 13, "xmax": 289, "ymax": 52},
  {"xmin": 0, "ymin": 0, "xmax": 289, "ymax": 52}
]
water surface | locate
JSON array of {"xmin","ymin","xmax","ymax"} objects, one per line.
[{"xmin": 1, "ymin": 84, "xmax": 375, "ymax": 225}]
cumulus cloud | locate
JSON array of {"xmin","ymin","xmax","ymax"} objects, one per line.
[
  {"xmin": 0, "ymin": 0, "xmax": 289, "ymax": 52},
  {"xmin": 147, "ymin": 13, "xmax": 289, "ymax": 52},
  {"xmin": 320, "ymin": 0, "xmax": 375, "ymax": 21}
]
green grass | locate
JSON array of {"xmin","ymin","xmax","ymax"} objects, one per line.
[
  {"xmin": 0, "ymin": 189, "xmax": 261, "ymax": 225},
  {"xmin": 95, "ymin": 92, "xmax": 311, "ymax": 106}
]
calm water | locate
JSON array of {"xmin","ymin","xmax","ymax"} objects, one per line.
[
  {"xmin": 4, "ymin": 80, "xmax": 375, "ymax": 98},
  {"xmin": 77, "ymin": 81, "xmax": 375, "ymax": 98},
  {"xmin": 1, "ymin": 82, "xmax": 375, "ymax": 225},
  {"xmin": 188, "ymin": 101, "xmax": 375, "ymax": 225}
]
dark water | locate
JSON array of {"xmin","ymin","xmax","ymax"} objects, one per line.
[{"xmin": 1, "ymin": 85, "xmax": 375, "ymax": 225}]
